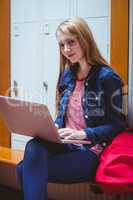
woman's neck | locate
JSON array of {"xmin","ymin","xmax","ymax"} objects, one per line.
[{"xmin": 77, "ymin": 59, "xmax": 91, "ymax": 80}]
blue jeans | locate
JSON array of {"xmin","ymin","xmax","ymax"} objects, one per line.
[{"xmin": 16, "ymin": 137, "xmax": 98, "ymax": 200}]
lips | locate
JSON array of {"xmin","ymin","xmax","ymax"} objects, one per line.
[{"xmin": 67, "ymin": 53, "xmax": 75, "ymax": 58}]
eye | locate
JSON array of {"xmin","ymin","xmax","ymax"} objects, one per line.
[
  {"xmin": 68, "ymin": 39, "xmax": 76, "ymax": 46},
  {"xmin": 59, "ymin": 43, "xmax": 64, "ymax": 49}
]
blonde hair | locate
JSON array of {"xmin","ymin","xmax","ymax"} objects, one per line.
[{"xmin": 55, "ymin": 17, "xmax": 109, "ymax": 112}]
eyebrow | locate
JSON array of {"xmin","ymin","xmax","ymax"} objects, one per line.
[{"xmin": 58, "ymin": 38, "xmax": 76, "ymax": 44}]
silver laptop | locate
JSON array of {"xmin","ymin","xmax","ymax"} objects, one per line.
[{"xmin": 0, "ymin": 96, "xmax": 91, "ymax": 145}]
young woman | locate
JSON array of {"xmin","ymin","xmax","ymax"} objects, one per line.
[{"xmin": 16, "ymin": 17, "xmax": 126, "ymax": 200}]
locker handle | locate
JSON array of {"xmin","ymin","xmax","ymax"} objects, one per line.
[
  {"xmin": 13, "ymin": 80, "xmax": 18, "ymax": 97},
  {"xmin": 44, "ymin": 23, "xmax": 50, "ymax": 35},
  {"xmin": 43, "ymin": 81, "xmax": 48, "ymax": 92}
]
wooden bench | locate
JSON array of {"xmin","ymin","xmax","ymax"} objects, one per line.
[
  {"xmin": 0, "ymin": 146, "xmax": 24, "ymax": 189},
  {"xmin": 0, "ymin": 146, "xmax": 132, "ymax": 200},
  {"xmin": 0, "ymin": 146, "xmax": 100, "ymax": 199},
  {"xmin": 0, "ymin": 146, "xmax": 24, "ymax": 199}
]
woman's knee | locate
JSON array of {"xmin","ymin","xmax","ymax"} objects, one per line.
[{"xmin": 24, "ymin": 137, "xmax": 47, "ymax": 161}]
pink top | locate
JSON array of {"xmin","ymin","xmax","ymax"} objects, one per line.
[
  {"xmin": 65, "ymin": 80, "xmax": 86, "ymax": 130},
  {"xmin": 65, "ymin": 79, "xmax": 103, "ymax": 155}
]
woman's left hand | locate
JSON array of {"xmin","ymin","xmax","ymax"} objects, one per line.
[{"xmin": 58, "ymin": 128, "xmax": 87, "ymax": 140}]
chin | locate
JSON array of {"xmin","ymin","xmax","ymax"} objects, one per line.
[{"xmin": 69, "ymin": 59, "xmax": 78, "ymax": 64}]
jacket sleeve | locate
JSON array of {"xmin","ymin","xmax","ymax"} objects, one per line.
[
  {"xmin": 83, "ymin": 73, "xmax": 126, "ymax": 145},
  {"xmin": 54, "ymin": 116, "xmax": 63, "ymax": 128}
]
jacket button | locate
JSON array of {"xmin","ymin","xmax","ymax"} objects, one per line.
[
  {"xmin": 82, "ymin": 98, "xmax": 85, "ymax": 102},
  {"xmin": 85, "ymin": 115, "xmax": 88, "ymax": 119},
  {"xmin": 102, "ymin": 142, "xmax": 106, "ymax": 147},
  {"xmin": 85, "ymin": 82, "xmax": 88, "ymax": 86}
]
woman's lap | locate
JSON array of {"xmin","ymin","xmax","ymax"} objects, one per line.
[
  {"xmin": 48, "ymin": 148, "xmax": 98, "ymax": 183},
  {"xmin": 16, "ymin": 138, "xmax": 99, "ymax": 184}
]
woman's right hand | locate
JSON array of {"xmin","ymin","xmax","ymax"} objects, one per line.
[{"xmin": 58, "ymin": 128, "xmax": 87, "ymax": 140}]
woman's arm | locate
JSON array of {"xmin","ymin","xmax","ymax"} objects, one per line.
[{"xmin": 84, "ymin": 72, "xmax": 126, "ymax": 145}]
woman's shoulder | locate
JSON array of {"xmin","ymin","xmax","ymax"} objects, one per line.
[
  {"xmin": 98, "ymin": 65, "xmax": 122, "ymax": 82},
  {"xmin": 59, "ymin": 67, "xmax": 74, "ymax": 89},
  {"xmin": 60, "ymin": 67, "xmax": 73, "ymax": 81}
]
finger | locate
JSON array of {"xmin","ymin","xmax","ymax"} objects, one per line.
[
  {"xmin": 58, "ymin": 128, "xmax": 72, "ymax": 135},
  {"xmin": 65, "ymin": 135, "xmax": 75, "ymax": 140},
  {"xmin": 59, "ymin": 132, "xmax": 71, "ymax": 138},
  {"xmin": 58, "ymin": 128, "xmax": 71, "ymax": 134}
]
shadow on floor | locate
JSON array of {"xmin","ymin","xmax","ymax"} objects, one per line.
[{"xmin": 0, "ymin": 185, "xmax": 23, "ymax": 200}]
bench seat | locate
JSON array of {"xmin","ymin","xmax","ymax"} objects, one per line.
[{"xmin": 0, "ymin": 146, "xmax": 133, "ymax": 200}]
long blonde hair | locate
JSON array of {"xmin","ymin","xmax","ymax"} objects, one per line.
[{"xmin": 55, "ymin": 17, "xmax": 109, "ymax": 112}]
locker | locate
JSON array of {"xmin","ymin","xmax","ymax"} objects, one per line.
[
  {"xmin": 12, "ymin": 0, "xmax": 43, "ymax": 22},
  {"xmin": 77, "ymin": 0, "xmax": 109, "ymax": 17}
]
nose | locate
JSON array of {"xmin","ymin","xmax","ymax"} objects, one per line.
[{"xmin": 64, "ymin": 43, "xmax": 71, "ymax": 53}]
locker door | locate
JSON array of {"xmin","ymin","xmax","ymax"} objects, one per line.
[
  {"xmin": 43, "ymin": 0, "xmax": 71, "ymax": 20},
  {"xmin": 76, "ymin": 0, "xmax": 109, "ymax": 17},
  {"xmin": 86, "ymin": 18, "xmax": 109, "ymax": 61},
  {"xmin": 42, "ymin": 20, "xmax": 61, "ymax": 119},
  {"xmin": 11, "ymin": 23, "xmax": 44, "ymax": 103},
  {"xmin": 11, "ymin": 22, "xmax": 44, "ymax": 149},
  {"xmin": 11, "ymin": 0, "xmax": 43, "ymax": 22}
]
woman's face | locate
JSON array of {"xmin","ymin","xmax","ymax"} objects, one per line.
[{"xmin": 57, "ymin": 32, "xmax": 84, "ymax": 64}]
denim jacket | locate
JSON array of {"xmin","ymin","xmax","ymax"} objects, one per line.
[{"xmin": 55, "ymin": 65, "xmax": 126, "ymax": 146}]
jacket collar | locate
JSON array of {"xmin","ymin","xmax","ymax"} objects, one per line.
[
  {"xmin": 85, "ymin": 65, "xmax": 101, "ymax": 82},
  {"xmin": 59, "ymin": 65, "xmax": 102, "ymax": 90},
  {"xmin": 59, "ymin": 67, "xmax": 74, "ymax": 91}
]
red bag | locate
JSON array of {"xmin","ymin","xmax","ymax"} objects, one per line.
[{"xmin": 96, "ymin": 129, "xmax": 133, "ymax": 194}]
